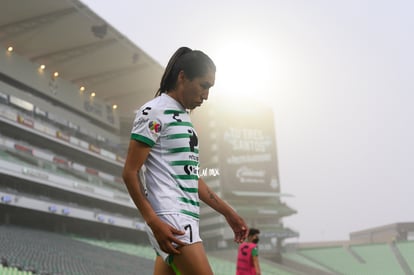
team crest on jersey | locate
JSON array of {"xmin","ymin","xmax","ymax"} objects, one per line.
[{"xmin": 148, "ymin": 121, "xmax": 161, "ymax": 133}]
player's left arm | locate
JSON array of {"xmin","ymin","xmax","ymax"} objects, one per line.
[
  {"xmin": 252, "ymin": 251, "xmax": 261, "ymax": 275},
  {"xmin": 198, "ymin": 178, "xmax": 248, "ymax": 243},
  {"xmin": 252, "ymin": 248, "xmax": 262, "ymax": 275}
]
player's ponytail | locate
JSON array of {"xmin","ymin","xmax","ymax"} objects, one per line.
[
  {"xmin": 155, "ymin": 47, "xmax": 216, "ymax": 97},
  {"xmin": 155, "ymin": 47, "xmax": 192, "ymax": 97}
]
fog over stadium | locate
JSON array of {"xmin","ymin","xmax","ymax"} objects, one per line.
[
  {"xmin": 81, "ymin": 0, "xmax": 414, "ymax": 242},
  {"xmin": 1, "ymin": 1, "xmax": 414, "ymax": 274}
]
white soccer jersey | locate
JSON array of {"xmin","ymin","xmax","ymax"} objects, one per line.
[{"xmin": 131, "ymin": 93, "xmax": 200, "ymax": 220}]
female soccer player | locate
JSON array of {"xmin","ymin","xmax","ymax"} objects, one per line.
[{"xmin": 123, "ymin": 46, "xmax": 248, "ymax": 275}]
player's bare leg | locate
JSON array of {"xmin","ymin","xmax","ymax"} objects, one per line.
[
  {"xmin": 172, "ymin": 242, "xmax": 213, "ymax": 275},
  {"xmin": 153, "ymin": 255, "xmax": 175, "ymax": 275}
]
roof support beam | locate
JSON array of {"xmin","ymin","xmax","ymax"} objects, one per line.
[
  {"xmin": 71, "ymin": 64, "xmax": 147, "ymax": 86},
  {"xmin": 0, "ymin": 8, "xmax": 77, "ymax": 42},
  {"xmin": 31, "ymin": 39, "xmax": 118, "ymax": 67}
]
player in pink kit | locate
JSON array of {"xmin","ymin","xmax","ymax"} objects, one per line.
[{"xmin": 236, "ymin": 228, "xmax": 261, "ymax": 275}]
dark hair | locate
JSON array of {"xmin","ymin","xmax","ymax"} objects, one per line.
[
  {"xmin": 248, "ymin": 228, "xmax": 260, "ymax": 237},
  {"xmin": 155, "ymin": 47, "xmax": 216, "ymax": 96}
]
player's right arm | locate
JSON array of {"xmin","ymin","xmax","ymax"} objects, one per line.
[{"xmin": 122, "ymin": 110, "xmax": 185, "ymax": 254}]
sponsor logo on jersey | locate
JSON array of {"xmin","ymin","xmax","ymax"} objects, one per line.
[{"xmin": 148, "ymin": 121, "xmax": 161, "ymax": 133}]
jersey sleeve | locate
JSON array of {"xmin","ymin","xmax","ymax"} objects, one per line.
[
  {"xmin": 252, "ymin": 246, "xmax": 259, "ymax": 256},
  {"xmin": 130, "ymin": 105, "xmax": 162, "ymax": 147}
]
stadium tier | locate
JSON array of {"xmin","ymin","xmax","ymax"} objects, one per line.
[
  {"xmin": 3, "ymin": 224, "xmax": 413, "ymax": 275},
  {"xmin": 0, "ymin": 225, "xmax": 154, "ymax": 275},
  {"xmin": 2, "ymin": 1, "xmax": 414, "ymax": 274},
  {"xmin": 0, "ymin": 1, "xmax": 299, "ymax": 274},
  {"xmin": 0, "ymin": 0, "xmax": 298, "ymax": 265},
  {"xmin": 282, "ymin": 240, "xmax": 414, "ymax": 274},
  {"xmin": 397, "ymin": 241, "xmax": 414, "ymax": 272},
  {"xmin": 0, "ymin": 54, "xmax": 150, "ymax": 242},
  {"xmin": 0, "ymin": 225, "xmax": 300, "ymax": 275}
]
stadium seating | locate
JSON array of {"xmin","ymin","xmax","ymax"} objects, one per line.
[
  {"xmin": 0, "ymin": 100, "xmax": 123, "ymax": 159},
  {"xmin": 0, "ymin": 135, "xmax": 124, "ymax": 194},
  {"xmin": 351, "ymin": 243, "xmax": 405, "ymax": 275},
  {"xmin": 0, "ymin": 225, "xmax": 154, "ymax": 275},
  {"xmin": 0, "ymin": 265, "xmax": 33, "ymax": 275},
  {"xmin": 76, "ymin": 238, "xmax": 296, "ymax": 275},
  {"xmin": 299, "ymin": 246, "xmax": 363, "ymax": 274},
  {"xmin": 283, "ymin": 242, "xmax": 414, "ymax": 275},
  {"xmin": 282, "ymin": 250, "xmax": 334, "ymax": 273},
  {"xmin": 73, "ymin": 237, "xmax": 156, "ymax": 261},
  {"xmin": 396, "ymin": 241, "xmax": 414, "ymax": 272},
  {"xmin": 4, "ymin": 224, "xmax": 414, "ymax": 274}
]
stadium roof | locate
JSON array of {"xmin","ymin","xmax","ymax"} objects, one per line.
[{"xmin": 0, "ymin": 0, "xmax": 164, "ymax": 120}]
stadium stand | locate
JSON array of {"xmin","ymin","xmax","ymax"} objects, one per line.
[
  {"xmin": 282, "ymin": 251, "xmax": 334, "ymax": 274},
  {"xmin": 0, "ymin": 133, "xmax": 126, "ymax": 194},
  {"xmin": 0, "ymin": 225, "xmax": 154, "ymax": 275},
  {"xmin": 206, "ymin": 250, "xmax": 299, "ymax": 275},
  {"xmin": 300, "ymin": 246, "xmax": 368, "ymax": 274},
  {"xmin": 75, "ymin": 237, "xmax": 299, "ymax": 275},
  {"xmin": 0, "ymin": 265, "xmax": 34, "ymax": 275},
  {"xmin": 0, "ymin": 224, "xmax": 301, "ymax": 275},
  {"xmin": 1, "ymin": 1, "xmax": 299, "ymax": 272},
  {"xmin": 396, "ymin": 241, "xmax": 414, "ymax": 273},
  {"xmin": 281, "ymin": 240, "xmax": 414, "ymax": 275},
  {"xmin": 350, "ymin": 243, "xmax": 405, "ymax": 275},
  {"xmin": 2, "ymin": 1, "xmax": 414, "ymax": 274}
]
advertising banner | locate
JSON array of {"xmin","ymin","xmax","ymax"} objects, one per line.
[{"xmin": 217, "ymin": 103, "xmax": 280, "ymax": 195}]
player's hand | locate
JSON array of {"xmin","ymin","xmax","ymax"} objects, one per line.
[
  {"xmin": 225, "ymin": 211, "xmax": 248, "ymax": 243},
  {"xmin": 148, "ymin": 218, "xmax": 186, "ymax": 254}
]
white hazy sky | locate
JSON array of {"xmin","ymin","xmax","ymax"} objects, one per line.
[{"xmin": 81, "ymin": 0, "xmax": 414, "ymax": 242}]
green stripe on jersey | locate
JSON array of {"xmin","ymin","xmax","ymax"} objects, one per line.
[
  {"xmin": 177, "ymin": 184, "xmax": 198, "ymax": 193},
  {"xmin": 167, "ymin": 121, "xmax": 193, "ymax": 127},
  {"xmin": 167, "ymin": 133, "xmax": 191, "ymax": 139},
  {"xmin": 131, "ymin": 133, "xmax": 155, "ymax": 147},
  {"xmin": 170, "ymin": 160, "xmax": 199, "ymax": 166},
  {"xmin": 180, "ymin": 209, "xmax": 200, "ymax": 219},
  {"xmin": 178, "ymin": 197, "xmax": 200, "ymax": 206},
  {"xmin": 164, "ymin": 110, "xmax": 186, "ymax": 115},
  {"xmin": 168, "ymin": 147, "xmax": 199, "ymax": 154}
]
